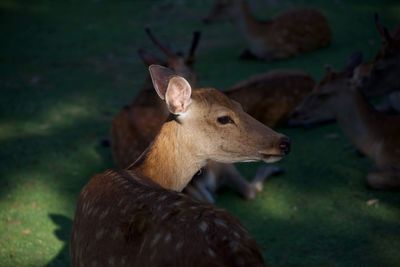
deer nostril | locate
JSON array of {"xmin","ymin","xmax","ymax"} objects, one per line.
[{"xmin": 279, "ymin": 137, "xmax": 291, "ymax": 155}]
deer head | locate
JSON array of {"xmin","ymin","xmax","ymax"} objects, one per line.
[
  {"xmin": 148, "ymin": 64, "xmax": 290, "ymax": 166},
  {"xmin": 289, "ymin": 54, "xmax": 362, "ymax": 126},
  {"xmin": 361, "ymin": 14, "xmax": 400, "ymax": 96}
]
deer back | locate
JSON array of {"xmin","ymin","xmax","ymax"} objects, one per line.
[{"xmin": 226, "ymin": 70, "xmax": 315, "ymax": 127}]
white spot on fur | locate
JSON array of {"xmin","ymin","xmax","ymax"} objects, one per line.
[
  {"xmin": 99, "ymin": 208, "xmax": 109, "ymax": 220},
  {"xmin": 208, "ymin": 248, "xmax": 216, "ymax": 257},
  {"xmin": 176, "ymin": 241, "xmax": 184, "ymax": 250},
  {"xmin": 117, "ymin": 198, "xmax": 125, "ymax": 207},
  {"xmin": 164, "ymin": 232, "xmax": 172, "ymax": 243},
  {"xmin": 214, "ymin": 219, "xmax": 227, "ymax": 228},
  {"xmin": 173, "ymin": 201, "xmax": 185, "ymax": 206},
  {"xmin": 199, "ymin": 221, "xmax": 208, "ymax": 232},
  {"xmin": 158, "ymin": 195, "xmax": 167, "ymax": 201},
  {"xmin": 108, "ymin": 257, "xmax": 115, "ymax": 266},
  {"xmin": 233, "ymin": 231, "xmax": 240, "ymax": 238}
]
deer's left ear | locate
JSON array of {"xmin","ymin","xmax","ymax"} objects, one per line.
[{"xmin": 165, "ymin": 76, "xmax": 192, "ymax": 114}]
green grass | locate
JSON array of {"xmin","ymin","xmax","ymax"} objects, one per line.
[{"xmin": 0, "ymin": 0, "xmax": 399, "ymax": 266}]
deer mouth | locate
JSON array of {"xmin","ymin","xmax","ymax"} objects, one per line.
[{"xmin": 258, "ymin": 152, "xmax": 284, "ymax": 163}]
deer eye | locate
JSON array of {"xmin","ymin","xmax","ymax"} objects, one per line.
[{"xmin": 217, "ymin": 116, "xmax": 234, "ymax": 125}]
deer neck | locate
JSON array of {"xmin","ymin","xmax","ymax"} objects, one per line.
[
  {"xmin": 128, "ymin": 117, "xmax": 206, "ymax": 191},
  {"xmin": 232, "ymin": 0, "xmax": 267, "ymax": 42},
  {"xmin": 332, "ymin": 86, "xmax": 379, "ymax": 157}
]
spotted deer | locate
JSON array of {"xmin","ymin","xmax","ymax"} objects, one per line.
[
  {"xmin": 112, "ymin": 29, "xmax": 281, "ymax": 203},
  {"xmin": 290, "ymin": 59, "xmax": 400, "ymax": 190},
  {"xmin": 71, "ymin": 65, "xmax": 291, "ymax": 266},
  {"xmin": 203, "ymin": 0, "xmax": 331, "ymax": 60}
]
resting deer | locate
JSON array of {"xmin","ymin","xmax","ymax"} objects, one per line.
[
  {"xmin": 112, "ymin": 29, "xmax": 280, "ymax": 203},
  {"xmin": 71, "ymin": 65, "xmax": 291, "ymax": 266},
  {"xmin": 226, "ymin": 69, "xmax": 315, "ymax": 127},
  {"xmin": 203, "ymin": 0, "xmax": 331, "ymax": 60},
  {"xmin": 289, "ymin": 16, "xmax": 400, "ymax": 127},
  {"xmin": 290, "ymin": 59, "xmax": 400, "ymax": 190}
]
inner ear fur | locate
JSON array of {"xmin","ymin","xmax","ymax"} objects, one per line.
[{"xmin": 165, "ymin": 76, "xmax": 192, "ymax": 114}]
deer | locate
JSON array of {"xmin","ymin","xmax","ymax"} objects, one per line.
[
  {"xmin": 71, "ymin": 64, "xmax": 291, "ymax": 266},
  {"xmin": 111, "ymin": 28, "xmax": 281, "ymax": 203},
  {"xmin": 203, "ymin": 0, "xmax": 331, "ymax": 60},
  {"xmin": 289, "ymin": 56, "xmax": 400, "ymax": 190},
  {"xmin": 225, "ymin": 69, "xmax": 315, "ymax": 127},
  {"xmin": 289, "ymin": 16, "xmax": 400, "ymax": 128}
]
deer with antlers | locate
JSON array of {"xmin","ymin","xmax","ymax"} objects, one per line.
[
  {"xmin": 289, "ymin": 15, "xmax": 400, "ymax": 127},
  {"xmin": 203, "ymin": 0, "xmax": 331, "ymax": 60},
  {"xmin": 111, "ymin": 29, "xmax": 284, "ymax": 203},
  {"xmin": 71, "ymin": 64, "xmax": 291, "ymax": 266},
  {"xmin": 290, "ymin": 54, "xmax": 400, "ymax": 190}
]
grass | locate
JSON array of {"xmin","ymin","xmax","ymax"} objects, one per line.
[{"xmin": 0, "ymin": 0, "xmax": 399, "ymax": 266}]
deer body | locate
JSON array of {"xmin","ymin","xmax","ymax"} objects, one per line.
[
  {"xmin": 204, "ymin": 0, "xmax": 331, "ymax": 60},
  {"xmin": 226, "ymin": 70, "xmax": 315, "ymax": 127},
  {"xmin": 291, "ymin": 67, "xmax": 400, "ymax": 190},
  {"xmin": 72, "ymin": 66, "xmax": 290, "ymax": 266}
]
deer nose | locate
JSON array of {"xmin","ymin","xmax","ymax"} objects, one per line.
[{"xmin": 279, "ymin": 137, "xmax": 291, "ymax": 155}]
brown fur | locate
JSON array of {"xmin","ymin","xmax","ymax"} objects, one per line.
[
  {"xmin": 361, "ymin": 18, "xmax": 400, "ymax": 97},
  {"xmin": 291, "ymin": 68, "xmax": 400, "ymax": 190},
  {"xmin": 227, "ymin": 70, "xmax": 315, "ymax": 127},
  {"xmin": 71, "ymin": 73, "xmax": 290, "ymax": 265},
  {"xmin": 204, "ymin": 0, "xmax": 331, "ymax": 60},
  {"xmin": 112, "ymin": 31, "xmax": 300, "ymax": 202}
]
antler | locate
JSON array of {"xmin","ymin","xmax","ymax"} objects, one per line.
[
  {"xmin": 145, "ymin": 27, "xmax": 175, "ymax": 57},
  {"xmin": 186, "ymin": 31, "xmax": 201, "ymax": 66},
  {"xmin": 374, "ymin": 13, "xmax": 393, "ymax": 43}
]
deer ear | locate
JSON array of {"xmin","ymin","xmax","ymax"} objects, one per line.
[
  {"xmin": 344, "ymin": 52, "xmax": 363, "ymax": 77},
  {"xmin": 149, "ymin": 64, "xmax": 175, "ymax": 100},
  {"xmin": 165, "ymin": 76, "xmax": 192, "ymax": 114}
]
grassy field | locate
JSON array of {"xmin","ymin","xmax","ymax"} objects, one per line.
[{"xmin": 1, "ymin": 0, "xmax": 399, "ymax": 266}]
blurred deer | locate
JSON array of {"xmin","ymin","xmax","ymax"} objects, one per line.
[
  {"xmin": 71, "ymin": 65, "xmax": 291, "ymax": 266},
  {"xmin": 203, "ymin": 0, "xmax": 331, "ymax": 60},
  {"xmin": 290, "ymin": 16, "xmax": 400, "ymax": 127},
  {"xmin": 359, "ymin": 14, "xmax": 400, "ymax": 98},
  {"xmin": 111, "ymin": 29, "xmax": 280, "ymax": 203},
  {"xmin": 290, "ymin": 56, "xmax": 400, "ymax": 190},
  {"xmin": 226, "ymin": 69, "xmax": 315, "ymax": 127}
]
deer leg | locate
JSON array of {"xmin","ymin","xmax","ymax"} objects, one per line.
[
  {"xmin": 366, "ymin": 169, "xmax": 400, "ymax": 191},
  {"xmin": 184, "ymin": 180, "xmax": 216, "ymax": 204},
  {"xmin": 251, "ymin": 165, "xmax": 283, "ymax": 192},
  {"xmin": 215, "ymin": 163, "xmax": 279, "ymax": 200},
  {"xmin": 183, "ymin": 169, "xmax": 217, "ymax": 204}
]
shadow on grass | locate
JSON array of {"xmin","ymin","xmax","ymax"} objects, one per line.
[{"xmin": 46, "ymin": 214, "xmax": 72, "ymax": 267}]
